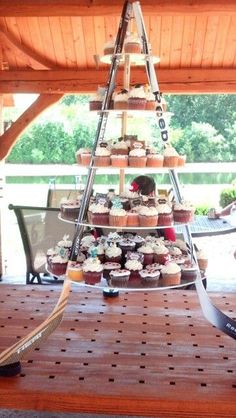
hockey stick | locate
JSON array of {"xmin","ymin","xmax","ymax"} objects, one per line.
[
  {"xmin": 0, "ymin": 277, "xmax": 71, "ymax": 376},
  {"xmin": 0, "ymin": 1, "xmax": 133, "ymax": 377}
]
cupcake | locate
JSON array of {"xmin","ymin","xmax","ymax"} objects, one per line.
[
  {"xmin": 146, "ymin": 153, "xmax": 164, "ymax": 167},
  {"xmin": 89, "ymin": 243, "xmax": 105, "ymax": 263},
  {"xmin": 57, "ymin": 235, "xmax": 72, "ymax": 258},
  {"xmin": 124, "ymin": 33, "xmax": 142, "ymax": 54},
  {"xmin": 137, "ymin": 244, "xmax": 154, "ymax": 266},
  {"xmin": 103, "ymin": 37, "xmax": 115, "ymax": 55},
  {"xmin": 109, "ymin": 269, "xmax": 130, "ymax": 288},
  {"xmin": 90, "ymin": 203, "xmax": 110, "ymax": 226},
  {"xmin": 49, "ymin": 254, "xmax": 68, "ymax": 276},
  {"xmin": 110, "ymin": 154, "xmax": 128, "ymax": 167},
  {"xmin": 94, "ymin": 146, "xmax": 111, "ymax": 167},
  {"xmin": 105, "ymin": 243, "xmax": 122, "ymax": 263},
  {"xmin": 127, "ymin": 210, "xmax": 139, "ymax": 227},
  {"xmin": 196, "ymin": 249, "xmax": 208, "ymax": 272},
  {"xmin": 173, "ymin": 201, "xmax": 194, "ymax": 224},
  {"xmin": 145, "ymin": 90, "xmax": 156, "ymax": 110},
  {"xmin": 103, "ymin": 262, "xmax": 122, "ymax": 281},
  {"xmin": 140, "ymin": 269, "xmax": 160, "ymax": 288},
  {"xmin": 60, "ymin": 200, "xmax": 80, "ymax": 221},
  {"xmin": 124, "ymin": 258, "xmax": 143, "ymax": 281},
  {"xmin": 180, "ymin": 262, "xmax": 198, "ymax": 282},
  {"xmin": 128, "ymin": 84, "xmax": 146, "ymax": 110},
  {"xmin": 138, "ymin": 205, "xmax": 158, "ymax": 227},
  {"xmin": 161, "ymin": 262, "xmax": 181, "ymax": 286},
  {"xmin": 153, "ymin": 244, "xmax": 170, "ymax": 264},
  {"xmin": 128, "ymin": 148, "xmax": 147, "ymax": 167},
  {"xmin": 114, "ymin": 89, "xmax": 128, "ymax": 109},
  {"xmin": 89, "ymin": 87, "xmax": 106, "ymax": 111},
  {"xmin": 118, "ymin": 238, "xmax": 136, "ymax": 258},
  {"xmin": 67, "ymin": 263, "xmax": 84, "ymax": 282},
  {"xmin": 109, "ymin": 207, "xmax": 127, "ymax": 227},
  {"xmin": 156, "ymin": 201, "xmax": 173, "ymax": 226},
  {"xmin": 80, "ymin": 151, "xmax": 92, "ymax": 166},
  {"xmin": 82, "ymin": 257, "xmax": 103, "ymax": 285},
  {"xmin": 133, "ymin": 235, "xmax": 145, "ymax": 249},
  {"xmin": 76, "ymin": 148, "xmax": 91, "ymax": 165},
  {"xmin": 163, "ymin": 145, "xmax": 179, "ymax": 168},
  {"xmin": 111, "ymin": 139, "xmax": 129, "ymax": 155}
]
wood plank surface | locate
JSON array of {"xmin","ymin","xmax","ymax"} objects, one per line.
[{"xmin": 0, "ymin": 284, "xmax": 235, "ymax": 417}]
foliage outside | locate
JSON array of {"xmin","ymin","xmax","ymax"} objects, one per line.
[{"xmin": 5, "ymin": 94, "xmax": 236, "ymax": 164}]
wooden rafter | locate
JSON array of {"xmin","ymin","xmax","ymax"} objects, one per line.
[
  {"xmin": 0, "ymin": 23, "xmax": 57, "ymax": 70},
  {"xmin": 0, "ymin": 93, "xmax": 63, "ymax": 160},
  {"xmin": 0, "ymin": 68, "xmax": 235, "ymax": 93},
  {"xmin": 0, "ymin": 0, "xmax": 235, "ymax": 17}
]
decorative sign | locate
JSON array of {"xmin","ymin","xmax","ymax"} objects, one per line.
[
  {"xmin": 130, "ymin": 197, "xmax": 143, "ymax": 208},
  {"xmin": 95, "ymin": 193, "xmax": 109, "ymax": 206},
  {"xmin": 126, "ymin": 251, "xmax": 144, "ymax": 263}
]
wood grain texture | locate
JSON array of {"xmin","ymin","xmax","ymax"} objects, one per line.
[{"xmin": 0, "ymin": 284, "xmax": 235, "ymax": 417}]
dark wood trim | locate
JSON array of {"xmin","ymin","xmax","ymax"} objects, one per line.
[
  {"xmin": 0, "ymin": 0, "xmax": 235, "ymax": 17},
  {"xmin": 0, "ymin": 68, "xmax": 235, "ymax": 93},
  {"xmin": 0, "ymin": 93, "xmax": 63, "ymax": 160}
]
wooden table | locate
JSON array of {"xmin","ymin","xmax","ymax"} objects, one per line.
[{"xmin": 0, "ymin": 284, "xmax": 235, "ymax": 417}]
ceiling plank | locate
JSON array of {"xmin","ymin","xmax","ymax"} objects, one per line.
[
  {"xmin": 0, "ymin": 69, "xmax": 235, "ymax": 93},
  {"xmin": 0, "ymin": 22, "xmax": 57, "ymax": 69},
  {"xmin": 0, "ymin": 93, "xmax": 63, "ymax": 160},
  {"xmin": 0, "ymin": 1, "xmax": 236, "ymax": 17}
]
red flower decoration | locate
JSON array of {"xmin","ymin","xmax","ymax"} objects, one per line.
[{"xmin": 129, "ymin": 181, "xmax": 139, "ymax": 192}]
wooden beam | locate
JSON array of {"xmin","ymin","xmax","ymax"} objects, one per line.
[
  {"xmin": 0, "ymin": 68, "xmax": 235, "ymax": 93},
  {"xmin": 0, "ymin": 0, "xmax": 235, "ymax": 17},
  {"xmin": 0, "ymin": 24, "xmax": 56, "ymax": 70},
  {"xmin": 0, "ymin": 93, "xmax": 63, "ymax": 160}
]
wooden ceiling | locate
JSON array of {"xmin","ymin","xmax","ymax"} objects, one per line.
[{"xmin": 0, "ymin": 0, "xmax": 236, "ymax": 94}]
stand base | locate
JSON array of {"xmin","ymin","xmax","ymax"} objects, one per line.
[
  {"xmin": 103, "ymin": 288, "xmax": 119, "ymax": 298},
  {"xmin": 0, "ymin": 361, "xmax": 22, "ymax": 377}
]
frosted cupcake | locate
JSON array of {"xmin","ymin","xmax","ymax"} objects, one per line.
[
  {"xmin": 124, "ymin": 33, "xmax": 142, "ymax": 54},
  {"xmin": 94, "ymin": 146, "xmax": 111, "ymax": 167},
  {"xmin": 109, "ymin": 207, "xmax": 127, "ymax": 227},
  {"xmin": 89, "ymin": 87, "xmax": 106, "ymax": 111},
  {"xmin": 109, "ymin": 269, "xmax": 130, "ymax": 288},
  {"xmin": 196, "ymin": 249, "xmax": 208, "ymax": 272},
  {"xmin": 146, "ymin": 153, "xmax": 164, "ymax": 167},
  {"xmin": 156, "ymin": 201, "xmax": 173, "ymax": 226},
  {"xmin": 114, "ymin": 89, "xmax": 129, "ymax": 109},
  {"xmin": 49, "ymin": 254, "xmax": 68, "ymax": 276},
  {"xmin": 138, "ymin": 205, "xmax": 158, "ymax": 227},
  {"xmin": 89, "ymin": 243, "xmax": 105, "ymax": 263},
  {"xmin": 128, "ymin": 84, "xmax": 146, "ymax": 110},
  {"xmin": 103, "ymin": 262, "xmax": 121, "ymax": 281},
  {"xmin": 76, "ymin": 148, "xmax": 91, "ymax": 165},
  {"xmin": 124, "ymin": 258, "xmax": 143, "ymax": 280},
  {"xmin": 90, "ymin": 203, "xmax": 110, "ymax": 226},
  {"xmin": 103, "ymin": 37, "xmax": 115, "ymax": 55},
  {"xmin": 111, "ymin": 139, "xmax": 129, "ymax": 155},
  {"xmin": 127, "ymin": 210, "xmax": 139, "ymax": 227},
  {"xmin": 82, "ymin": 257, "xmax": 103, "ymax": 285},
  {"xmin": 161, "ymin": 262, "xmax": 181, "ymax": 286},
  {"xmin": 137, "ymin": 244, "xmax": 154, "ymax": 265},
  {"xmin": 111, "ymin": 155, "xmax": 128, "ymax": 167},
  {"xmin": 128, "ymin": 148, "xmax": 147, "ymax": 167},
  {"xmin": 80, "ymin": 150, "xmax": 92, "ymax": 166},
  {"xmin": 105, "ymin": 243, "xmax": 122, "ymax": 263},
  {"xmin": 173, "ymin": 201, "xmax": 194, "ymax": 223},
  {"xmin": 57, "ymin": 235, "xmax": 72, "ymax": 257},
  {"xmin": 163, "ymin": 145, "xmax": 179, "ymax": 168},
  {"xmin": 140, "ymin": 269, "xmax": 160, "ymax": 288},
  {"xmin": 145, "ymin": 90, "xmax": 156, "ymax": 110},
  {"xmin": 67, "ymin": 263, "xmax": 83, "ymax": 282},
  {"xmin": 153, "ymin": 244, "xmax": 170, "ymax": 264}
]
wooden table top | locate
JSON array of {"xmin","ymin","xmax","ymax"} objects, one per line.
[{"xmin": 0, "ymin": 284, "xmax": 235, "ymax": 418}]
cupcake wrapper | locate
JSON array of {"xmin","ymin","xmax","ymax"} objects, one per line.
[
  {"xmin": 89, "ymin": 101, "xmax": 102, "ymax": 111},
  {"xmin": 145, "ymin": 101, "xmax": 156, "ymax": 110},
  {"xmin": 109, "ymin": 215, "xmax": 128, "ymax": 227},
  {"xmin": 83, "ymin": 271, "xmax": 102, "ymax": 285},
  {"xmin": 128, "ymin": 98, "xmax": 146, "ymax": 110},
  {"xmin": 124, "ymin": 44, "xmax": 142, "ymax": 54},
  {"xmin": 114, "ymin": 101, "xmax": 128, "ymax": 110},
  {"xmin": 163, "ymin": 156, "xmax": 179, "ymax": 168},
  {"xmin": 161, "ymin": 273, "xmax": 181, "ymax": 286},
  {"xmin": 146, "ymin": 157, "xmax": 164, "ymax": 167},
  {"xmin": 173, "ymin": 210, "xmax": 192, "ymax": 223},
  {"xmin": 93, "ymin": 156, "xmax": 111, "ymax": 167},
  {"xmin": 129, "ymin": 157, "xmax": 147, "ymax": 167},
  {"xmin": 139, "ymin": 215, "xmax": 158, "ymax": 227}
]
